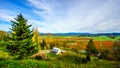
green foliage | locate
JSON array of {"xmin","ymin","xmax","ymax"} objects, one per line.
[
  {"xmin": 0, "ymin": 55, "xmax": 120, "ymax": 68},
  {"xmin": 86, "ymin": 39, "xmax": 97, "ymax": 54},
  {"xmin": 81, "ymin": 58, "xmax": 87, "ymax": 64},
  {"xmin": 46, "ymin": 52, "xmax": 57, "ymax": 61},
  {"xmin": 112, "ymin": 40, "xmax": 120, "ymax": 61},
  {"xmin": 0, "ymin": 51, "xmax": 13, "ymax": 60},
  {"xmin": 49, "ymin": 52, "xmax": 120, "ymax": 68},
  {"xmin": 55, "ymin": 52, "xmax": 88, "ymax": 64},
  {"xmin": 50, "ymin": 42, "xmax": 55, "ymax": 49},
  {"xmin": 47, "ymin": 53, "xmax": 56, "ymax": 58},
  {"xmin": 0, "ymin": 59, "xmax": 119, "ymax": 68},
  {"xmin": 86, "ymin": 53, "xmax": 91, "ymax": 61},
  {"xmin": 0, "ymin": 60, "xmax": 48, "ymax": 68},
  {"xmin": 40, "ymin": 39, "xmax": 46, "ymax": 50},
  {"xmin": 98, "ymin": 54, "xmax": 104, "ymax": 59},
  {"xmin": 0, "ymin": 41, "xmax": 8, "ymax": 51},
  {"xmin": 6, "ymin": 14, "xmax": 38, "ymax": 59},
  {"xmin": 99, "ymin": 49, "xmax": 114, "ymax": 61}
]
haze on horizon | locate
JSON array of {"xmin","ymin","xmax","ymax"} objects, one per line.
[{"xmin": 0, "ymin": 0, "xmax": 120, "ymax": 33}]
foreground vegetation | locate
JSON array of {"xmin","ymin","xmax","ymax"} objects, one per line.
[{"xmin": 0, "ymin": 52, "xmax": 120, "ymax": 68}]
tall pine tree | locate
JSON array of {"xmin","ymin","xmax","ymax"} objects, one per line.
[{"xmin": 6, "ymin": 14, "xmax": 38, "ymax": 59}]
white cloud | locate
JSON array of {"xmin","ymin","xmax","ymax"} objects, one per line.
[
  {"xmin": 26, "ymin": 0, "xmax": 120, "ymax": 33},
  {"xmin": 0, "ymin": 0, "xmax": 120, "ymax": 33},
  {"xmin": 0, "ymin": 9, "xmax": 15, "ymax": 21}
]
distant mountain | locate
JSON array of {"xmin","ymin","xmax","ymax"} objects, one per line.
[
  {"xmin": 40, "ymin": 32, "xmax": 120, "ymax": 36},
  {"xmin": 7, "ymin": 31, "xmax": 120, "ymax": 36}
]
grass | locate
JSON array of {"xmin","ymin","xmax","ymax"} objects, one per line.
[
  {"xmin": 83, "ymin": 36, "xmax": 115, "ymax": 41},
  {"xmin": 0, "ymin": 59, "xmax": 48, "ymax": 68},
  {"xmin": 0, "ymin": 59, "xmax": 119, "ymax": 68},
  {"xmin": 0, "ymin": 51, "xmax": 120, "ymax": 68}
]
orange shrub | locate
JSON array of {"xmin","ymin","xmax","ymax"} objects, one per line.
[{"xmin": 30, "ymin": 52, "xmax": 47, "ymax": 60}]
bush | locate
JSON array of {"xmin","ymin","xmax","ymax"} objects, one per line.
[
  {"xmin": 99, "ymin": 49, "xmax": 115, "ymax": 61},
  {"xmin": 98, "ymin": 54, "xmax": 104, "ymax": 59},
  {"xmin": 86, "ymin": 53, "xmax": 91, "ymax": 61},
  {"xmin": 55, "ymin": 52, "xmax": 87, "ymax": 64},
  {"xmin": 30, "ymin": 52, "xmax": 47, "ymax": 60},
  {"xmin": 0, "ymin": 51, "xmax": 13, "ymax": 60},
  {"xmin": 0, "ymin": 41, "xmax": 8, "ymax": 51},
  {"xmin": 81, "ymin": 58, "xmax": 87, "ymax": 64},
  {"xmin": 112, "ymin": 40, "xmax": 120, "ymax": 61}
]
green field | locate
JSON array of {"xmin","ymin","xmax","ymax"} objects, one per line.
[
  {"xmin": 51, "ymin": 36, "xmax": 120, "ymax": 41},
  {"xmin": 86, "ymin": 36, "xmax": 120, "ymax": 41},
  {"xmin": 0, "ymin": 56, "xmax": 120, "ymax": 68}
]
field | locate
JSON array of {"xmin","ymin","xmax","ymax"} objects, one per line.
[{"xmin": 40, "ymin": 36, "xmax": 118, "ymax": 50}]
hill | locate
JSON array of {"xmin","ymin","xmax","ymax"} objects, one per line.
[{"xmin": 40, "ymin": 32, "xmax": 120, "ymax": 36}]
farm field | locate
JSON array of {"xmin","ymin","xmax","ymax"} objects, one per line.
[
  {"xmin": 40, "ymin": 36, "xmax": 118, "ymax": 50},
  {"xmin": 52, "ymin": 36, "xmax": 120, "ymax": 41}
]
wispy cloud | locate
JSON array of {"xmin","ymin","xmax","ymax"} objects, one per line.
[
  {"xmin": 0, "ymin": 0, "xmax": 120, "ymax": 33},
  {"xmin": 27, "ymin": 0, "xmax": 120, "ymax": 33},
  {"xmin": 0, "ymin": 9, "xmax": 15, "ymax": 21}
]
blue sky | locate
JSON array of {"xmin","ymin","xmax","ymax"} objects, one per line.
[{"xmin": 0, "ymin": 0, "xmax": 120, "ymax": 33}]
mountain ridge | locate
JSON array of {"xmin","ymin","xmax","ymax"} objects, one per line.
[{"xmin": 40, "ymin": 32, "xmax": 120, "ymax": 36}]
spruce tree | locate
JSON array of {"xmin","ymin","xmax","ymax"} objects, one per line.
[
  {"xmin": 6, "ymin": 14, "xmax": 38, "ymax": 59},
  {"xmin": 86, "ymin": 39, "xmax": 97, "ymax": 54}
]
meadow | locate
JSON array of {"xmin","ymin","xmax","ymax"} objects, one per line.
[{"xmin": 0, "ymin": 52, "xmax": 120, "ymax": 68}]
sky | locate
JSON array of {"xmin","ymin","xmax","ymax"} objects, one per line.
[{"xmin": 0, "ymin": 0, "xmax": 120, "ymax": 33}]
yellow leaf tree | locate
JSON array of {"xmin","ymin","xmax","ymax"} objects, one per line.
[{"xmin": 32, "ymin": 27, "xmax": 40, "ymax": 50}]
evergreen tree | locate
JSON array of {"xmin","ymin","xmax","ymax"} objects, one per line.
[
  {"xmin": 6, "ymin": 14, "xmax": 38, "ymax": 59},
  {"xmin": 86, "ymin": 39, "xmax": 97, "ymax": 54}
]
